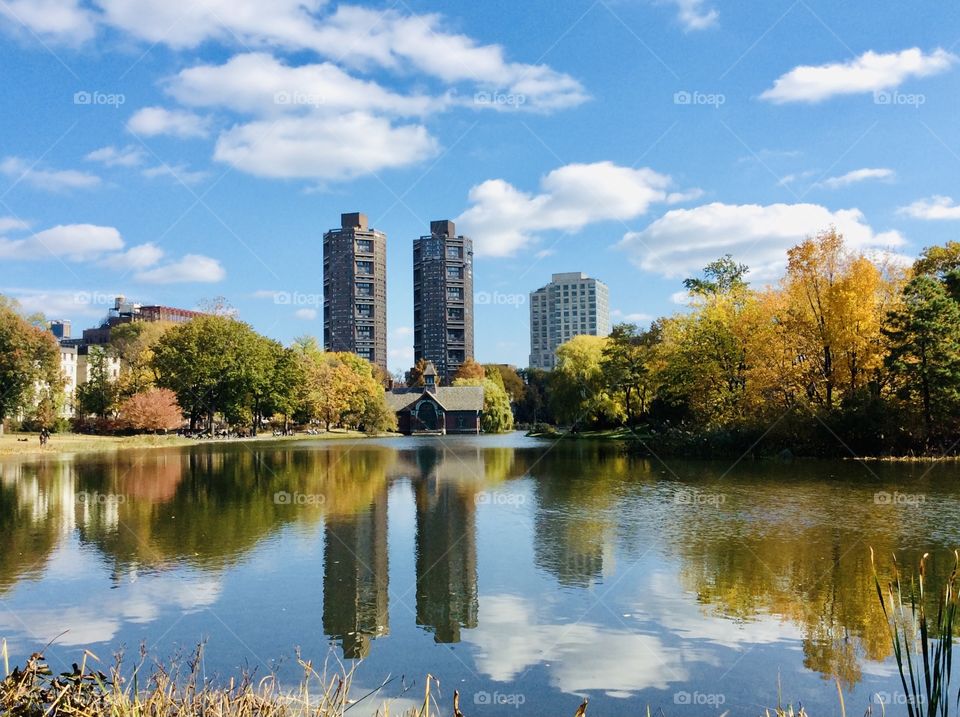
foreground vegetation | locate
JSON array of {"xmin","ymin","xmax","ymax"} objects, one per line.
[
  {"xmin": 519, "ymin": 233, "xmax": 960, "ymax": 457},
  {"xmin": 0, "ymin": 642, "xmax": 585, "ymax": 717}
]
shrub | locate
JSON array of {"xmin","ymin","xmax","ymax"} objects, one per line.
[{"xmin": 118, "ymin": 388, "xmax": 183, "ymax": 433}]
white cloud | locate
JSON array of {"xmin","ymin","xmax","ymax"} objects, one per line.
[
  {"xmin": 85, "ymin": 144, "xmax": 146, "ymax": 167},
  {"xmin": 0, "ymin": 157, "xmax": 100, "ymax": 191},
  {"xmin": 0, "ymin": 217, "xmax": 29, "ymax": 232},
  {"xmin": 141, "ymin": 163, "xmax": 209, "ymax": 185},
  {"xmin": 0, "ymin": 224, "xmax": 123, "ymax": 261},
  {"xmin": 94, "ymin": 0, "xmax": 329, "ymax": 48},
  {"xmin": 667, "ymin": 0, "xmax": 718, "ymax": 31},
  {"xmin": 466, "ymin": 594, "xmax": 690, "ymax": 695},
  {"xmin": 818, "ymin": 167, "xmax": 895, "ymax": 189},
  {"xmin": 127, "ymin": 106, "xmax": 211, "ymax": 138},
  {"xmin": 612, "ymin": 309, "xmax": 653, "ymax": 323},
  {"xmin": 312, "ymin": 7, "xmax": 587, "ymax": 111},
  {"xmin": 134, "ymin": 254, "xmax": 225, "ymax": 283},
  {"xmin": 294, "ymin": 308, "xmax": 317, "ymax": 320},
  {"xmin": 100, "ymin": 242, "xmax": 165, "ymax": 270},
  {"xmin": 777, "ymin": 170, "xmax": 817, "ymax": 187},
  {"xmin": 214, "ymin": 112, "xmax": 437, "ymax": 180},
  {"xmin": 457, "ymin": 161, "xmax": 694, "ymax": 257},
  {"xmin": 898, "ymin": 195, "xmax": 960, "ymax": 220},
  {"xmin": 619, "ymin": 202, "xmax": 905, "ymax": 279},
  {"xmin": 2, "ymin": 288, "xmax": 109, "ymax": 318},
  {"xmin": 761, "ymin": 47, "xmax": 957, "ymax": 103},
  {"xmin": 0, "ymin": 0, "xmax": 95, "ymax": 43},
  {"xmin": 167, "ymin": 52, "xmax": 435, "ymax": 117},
  {"xmin": 61, "ymin": 2, "xmax": 585, "ymax": 112}
]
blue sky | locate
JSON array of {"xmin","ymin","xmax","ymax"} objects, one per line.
[{"xmin": 1, "ymin": 0, "xmax": 959, "ymax": 373}]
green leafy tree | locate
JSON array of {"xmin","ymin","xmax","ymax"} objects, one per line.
[
  {"xmin": 454, "ymin": 377, "xmax": 514, "ymax": 433},
  {"xmin": 601, "ymin": 323, "xmax": 658, "ymax": 426},
  {"xmin": 515, "ymin": 368, "xmax": 553, "ymax": 425},
  {"xmin": 550, "ymin": 335, "xmax": 622, "ymax": 428},
  {"xmin": 241, "ymin": 334, "xmax": 286, "ymax": 435},
  {"xmin": 912, "ymin": 240, "xmax": 960, "ymax": 279},
  {"xmin": 76, "ymin": 346, "xmax": 119, "ymax": 420},
  {"xmin": 152, "ymin": 315, "xmax": 266, "ymax": 432},
  {"xmin": 0, "ymin": 297, "xmax": 62, "ymax": 432},
  {"xmin": 683, "ymin": 254, "xmax": 749, "ymax": 297},
  {"xmin": 884, "ymin": 275, "xmax": 960, "ymax": 442}
]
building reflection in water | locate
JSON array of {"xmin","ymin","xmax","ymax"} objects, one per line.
[
  {"xmin": 322, "ymin": 487, "xmax": 390, "ymax": 659},
  {"xmin": 412, "ymin": 446, "xmax": 479, "ymax": 643}
]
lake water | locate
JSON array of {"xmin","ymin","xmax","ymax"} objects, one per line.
[{"xmin": 2, "ymin": 433, "xmax": 959, "ymax": 715}]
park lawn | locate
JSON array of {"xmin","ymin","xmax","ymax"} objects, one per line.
[{"xmin": 0, "ymin": 429, "xmax": 374, "ymax": 458}]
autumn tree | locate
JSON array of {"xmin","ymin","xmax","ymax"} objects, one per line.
[
  {"xmin": 484, "ymin": 364, "xmax": 525, "ymax": 403},
  {"xmin": 782, "ymin": 229, "xmax": 897, "ymax": 409},
  {"xmin": 291, "ymin": 339, "xmax": 395, "ymax": 433},
  {"xmin": 118, "ymin": 388, "xmax": 182, "ymax": 432},
  {"xmin": 454, "ymin": 357, "xmax": 486, "ymax": 381},
  {"xmin": 0, "ymin": 297, "xmax": 62, "ymax": 432},
  {"xmin": 109, "ymin": 320, "xmax": 174, "ymax": 398},
  {"xmin": 405, "ymin": 358, "xmax": 430, "ymax": 387}
]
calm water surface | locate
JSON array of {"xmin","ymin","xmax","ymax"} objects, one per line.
[{"xmin": 2, "ymin": 433, "xmax": 959, "ymax": 715}]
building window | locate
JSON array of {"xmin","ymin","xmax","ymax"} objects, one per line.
[
  {"xmin": 357, "ymin": 326, "xmax": 374, "ymax": 340},
  {"xmin": 356, "ymin": 239, "xmax": 374, "ymax": 253},
  {"xmin": 356, "ymin": 260, "xmax": 374, "ymax": 275},
  {"xmin": 356, "ymin": 304, "xmax": 374, "ymax": 318},
  {"xmin": 448, "ymin": 307, "xmax": 464, "ymax": 320},
  {"xmin": 356, "ymin": 282, "xmax": 374, "ymax": 297},
  {"xmin": 446, "ymin": 266, "xmax": 463, "ymax": 280},
  {"xmin": 446, "ymin": 246, "xmax": 462, "ymax": 259},
  {"xmin": 447, "ymin": 287, "xmax": 463, "ymax": 300}
]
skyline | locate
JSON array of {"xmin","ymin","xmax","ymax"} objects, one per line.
[{"xmin": 1, "ymin": 0, "xmax": 959, "ymax": 372}]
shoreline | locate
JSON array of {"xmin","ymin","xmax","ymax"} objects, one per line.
[
  {"xmin": 0, "ymin": 429, "xmax": 391, "ymax": 459},
  {"xmin": 525, "ymin": 428, "xmax": 960, "ymax": 461}
]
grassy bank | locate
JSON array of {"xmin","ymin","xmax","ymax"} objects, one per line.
[
  {"xmin": 0, "ymin": 429, "xmax": 379, "ymax": 458},
  {"xmin": 0, "ymin": 642, "xmax": 589, "ymax": 717}
]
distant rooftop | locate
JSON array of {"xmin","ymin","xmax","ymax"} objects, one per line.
[{"xmin": 551, "ymin": 272, "xmax": 591, "ymax": 282}]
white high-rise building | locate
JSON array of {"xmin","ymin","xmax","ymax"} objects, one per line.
[{"xmin": 528, "ymin": 272, "xmax": 611, "ymax": 370}]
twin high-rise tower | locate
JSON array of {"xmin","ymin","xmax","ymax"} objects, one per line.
[
  {"xmin": 413, "ymin": 220, "xmax": 474, "ymax": 383},
  {"xmin": 323, "ymin": 213, "xmax": 388, "ymax": 371},
  {"xmin": 323, "ymin": 213, "xmax": 474, "ymax": 382}
]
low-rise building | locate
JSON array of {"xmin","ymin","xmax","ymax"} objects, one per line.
[
  {"xmin": 385, "ymin": 362, "xmax": 483, "ymax": 435},
  {"xmin": 73, "ymin": 295, "xmax": 202, "ymax": 346}
]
